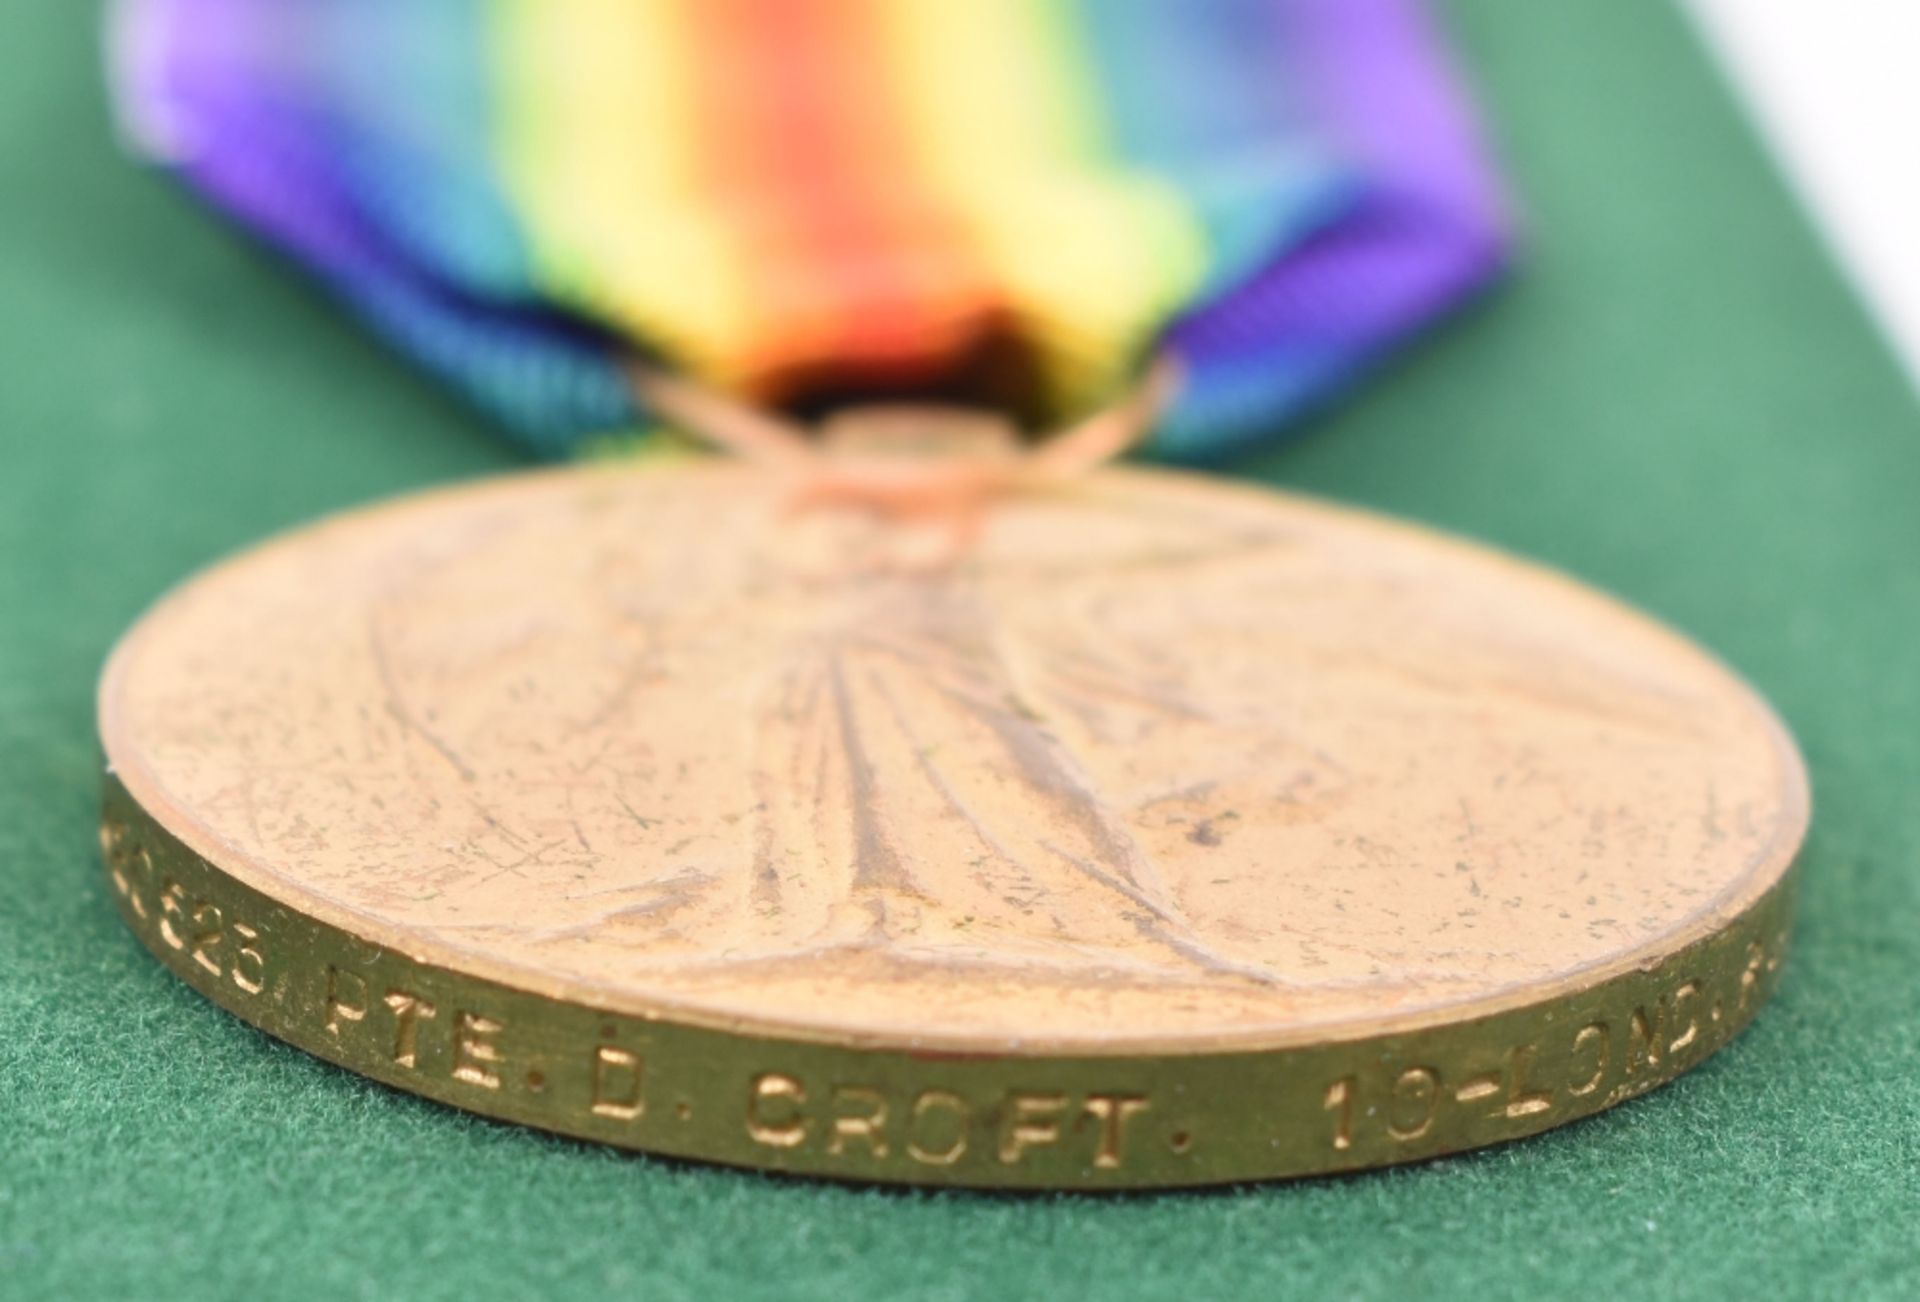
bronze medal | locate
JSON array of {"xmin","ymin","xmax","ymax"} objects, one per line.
[{"xmin": 98, "ymin": 459, "xmax": 1807, "ymax": 1188}]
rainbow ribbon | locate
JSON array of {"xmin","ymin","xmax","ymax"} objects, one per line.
[{"xmin": 112, "ymin": 0, "xmax": 1509, "ymax": 459}]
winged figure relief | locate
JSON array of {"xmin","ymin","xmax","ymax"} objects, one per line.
[
  {"xmin": 343, "ymin": 451, "xmax": 1733, "ymax": 1008},
  {"xmin": 529, "ymin": 491, "xmax": 1315, "ymax": 988}
]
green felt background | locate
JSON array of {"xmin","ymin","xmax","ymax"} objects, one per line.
[{"xmin": 3, "ymin": 1, "xmax": 1917, "ymax": 1297}]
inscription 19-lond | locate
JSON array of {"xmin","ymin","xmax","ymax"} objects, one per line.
[{"xmin": 1319, "ymin": 928, "xmax": 1784, "ymax": 1156}]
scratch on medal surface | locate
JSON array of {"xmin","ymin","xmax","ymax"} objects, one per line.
[
  {"xmin": 871, "ymin": 667, "xmax": 1025, "ymax": 874},
  {"xmin": 367, "ymin": 612, "xmax": 477, "ymax": 783},
  {"xmin": 522, "ymin": 868, "xmax": 717, "ymax": 943}
]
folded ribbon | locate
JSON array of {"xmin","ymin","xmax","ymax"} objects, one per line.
[{"xmin": 113, "ymin": 0, "xmax": 1511, "ymax": 458}]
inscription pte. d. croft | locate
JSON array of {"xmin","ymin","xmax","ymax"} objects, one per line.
[{"xmin": 103, "ymin": 813, "xmax": 1787, "ymax": 1177}]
